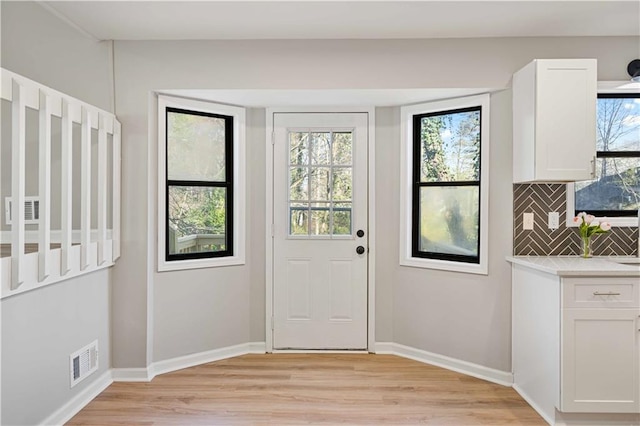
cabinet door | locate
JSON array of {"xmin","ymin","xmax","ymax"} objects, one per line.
[
  {"xmin": 535, "ymin": 59, "xmax": 596, "ymax": 181},
  {"xmin": 561, "ymin": 309, "xmax": 639, "ymax": 413}
]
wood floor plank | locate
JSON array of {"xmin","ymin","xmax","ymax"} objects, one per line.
[{"xmin": 67, "ymin": 354, "xmax": 545, "ymax": 425}]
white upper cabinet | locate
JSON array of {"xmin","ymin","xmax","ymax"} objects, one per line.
[{"xmin": 512, "ymin": 59, "xmax": 597, "ymax": 183}]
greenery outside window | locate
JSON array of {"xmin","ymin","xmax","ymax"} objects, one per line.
[
  {"xmin": 400, "ymin": 94, "xmax": 490, "ymax": 275},
  {"xmin": 158, "ymin": 95, "xmax": 245, "ymax": 271},
  {"xmin": 567, "ymin": 87, "xmax": 640, "ymax": 228}
]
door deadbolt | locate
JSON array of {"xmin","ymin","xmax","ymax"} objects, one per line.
[{"xmin": 357, "ymin": 230, "xmax": 365, "ymax": 238}]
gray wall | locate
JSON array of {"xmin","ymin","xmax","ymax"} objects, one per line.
[
  {"xmin": 113, "ymin": 36, "xmax": 638, "ymax": 372},
  {"xmin": 1, "ymin": 2, "xmax": 113, "ymax": 425}
]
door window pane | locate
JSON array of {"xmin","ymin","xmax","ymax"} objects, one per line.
[
  {"xmin": 332, "ymin": 168, "xmax": 352, "ymax": 201},
  {"xmin": 311, "ymin": 132, "xmax": 331, "ymax": 165},
  {"xmin": 287, "ymin": 130, "xmax": 355, "ymax": 237},
  {"xmin": 289, "ymin": 203, "xmax": 308, "ymax": 235},
  {"xmin": 289, "ymin": 132, "xmax": 309, "ymax": 165},
  {"xmin": 332, "ymin": 132, "xmax": 352, "ymax": 165},
  {"xmin": 333, "ymin": 203, "xmax": 352, "ymax": 235},
  {"xmin": 310, "ymin": 167, "xmax": 330, "ymax": 201},
  {"xmin": 310, "ymin": 203, "xmax": 330, "ymax": 235},
  {"xmin": 289, "ymin": 167, "xmax": 308, "ymax": 201}
]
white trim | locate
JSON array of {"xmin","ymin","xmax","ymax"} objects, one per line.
[
  {"xmin": 0, "ymin": 229, "xmax": 114, "ymax": 244},
  {"xmin": 1, "ymin": 242, "xmax": 115, "ymax": 300},
  {"xmin": 112, "ymin": 342, "xmax": 267, "ymax": 383},
  {"xmin": 152, "ymin": 343, "xmax": 255, "ymax": 376},
  {"xmin": 399, "ymin": 94, "xmax": 491, "ymax": 275},
  {"xmin": 512, "ymin": 383, "xmax": 554, "ymax": 426},
  {"xmin": 156, "ymin": 94, "xmax": 246, "ymax": 272},
  {"xmin": 265, "ymin": 106, "xmax": 376, "ymax": 353},
  {"xmin": 39, "ymin": 370, "xmax": 113, "ymax": 426},
  {"xmin": 375, "ymin": 342, "xmax": 513, "ymax": 387},
  {"xmin": 111, "ymin": 368, "xmax": 154, "ymax": 383}
]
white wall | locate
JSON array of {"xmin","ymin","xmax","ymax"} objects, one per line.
[
  {"xmin": 113, "ymin": 36, "xmax": 637, "ymax": 372},
  {"xmin": 1, "ymin": 2, "xmax": 113, "ymax": 425}
]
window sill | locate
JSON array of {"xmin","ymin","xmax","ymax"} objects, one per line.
[
  {"xmin": 565, "ymin": 216, "xmax": 639, "ymax": 228},
  {"xmin": 157, "ymin": 255, "xmax": 245, "ymax": 272},
  {"xmin": 400, "ymin": 256, "xmax": 488, "ymax": 275}
]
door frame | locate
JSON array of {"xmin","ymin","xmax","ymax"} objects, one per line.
[{"xmin": 265, "ymin": 106, "xmax": 376, "ymax": 353}]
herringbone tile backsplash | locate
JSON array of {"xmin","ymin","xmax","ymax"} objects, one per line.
[{"xmin": 514, "ymin": 184, "xmax": 639, "ymax": 256}]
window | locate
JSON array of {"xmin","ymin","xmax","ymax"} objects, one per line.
[
  {"xmin": 288, "ymin": 131, "xmax": 353, "ymax": 237},
  {"xmin": 400, "ymin": 94, "xmax": 490, "ymax": 275},
  {"xmin": 568, "ymin": 88, "xmax": 640, "ymax": 227},
  {"xmin": 158, "ymin": 95, "xmax": 245, "ymax": 271}
]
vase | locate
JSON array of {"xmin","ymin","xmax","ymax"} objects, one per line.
[{"xmin": 581, "ymin": 236, "xmax": 592, "ymax": 258}]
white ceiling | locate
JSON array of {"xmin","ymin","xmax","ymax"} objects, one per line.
[{"xmin": 42, "ymin": 0, "xmax": 640, "ymax": 41}]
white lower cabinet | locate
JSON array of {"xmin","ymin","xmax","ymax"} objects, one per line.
[
  {"xmin": 561, "ymin": 308, "xmax": 639, "ymax": 413},
  {"xmin": 511, "ymin": 264, "xmax": 640, "ymax": 425}
]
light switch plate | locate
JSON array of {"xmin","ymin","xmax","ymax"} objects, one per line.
[
  {"xmin": 523, "ymin": 212, "xmax": 534, "ymax": 230},
  {"xmin": 548, "ymin": 212, "xmax": 560, "ymax": 230}
]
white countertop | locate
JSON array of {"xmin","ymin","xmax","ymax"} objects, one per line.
[{"xmin": 506, "ymin": 256, "xmax": 640, "ymax": 277}]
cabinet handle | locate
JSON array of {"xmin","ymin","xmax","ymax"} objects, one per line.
[{"xmin": 593, "ymin": 291, "xmax": 621, "ymax": 296}]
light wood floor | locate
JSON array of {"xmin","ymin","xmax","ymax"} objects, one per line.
[{"xmin": 67, "ymin": 354, "xmax": 545, "ymax": 425}]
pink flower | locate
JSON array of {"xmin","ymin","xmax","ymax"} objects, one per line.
[
  {"xmin": 584, "ymin": 214, "xmax": 595, "ymax": 224},
  {"xmin": 600, "ymin": 222, "xmax": 611, "ymax": 231},
  {"xmin": 577, "ymin": 212, "xmax": 587, "ymax": 218},
  {"xmin": 572, "ymin": 216, "xmax": 582, "ymax": 224}
]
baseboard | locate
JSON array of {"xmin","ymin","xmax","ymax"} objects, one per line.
[
  {"xmin": 375, "ymin": 342, "xmax": 513, "ymax": 387},
  {"xmin": 152, "ymin": 342, "xmax": 264, "ymax": 377},
  {"xmin": 40, "ymin": 370, "xmax": 113, "ymax": 426},
  {"xmin": 512, "ymin": 383, "xmax": 554, "ymax": 426},
  {"xmin": 111, "ymin": 367, "xmax": 154, "ymax": 382}
]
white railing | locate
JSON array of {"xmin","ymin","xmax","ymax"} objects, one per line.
[{"xmin": 0, "ymin": 68, "xmax": 121, "ymax": 299}]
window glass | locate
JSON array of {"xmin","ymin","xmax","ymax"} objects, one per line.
[
  {"xmin": 165, "ymin": 107, "xmax": 233, "ymax": 261},
  {"xmin": 413, "ymin": 107, "xmax": 482, "ymax": 264},
  {"xmin": 575, "ymin": 94, "xmax": 640, "ymax": 216}
]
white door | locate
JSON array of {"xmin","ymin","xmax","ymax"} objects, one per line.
[{"xmin": 272, "ymin": 113, "xmax": 368, "ymax": 350}]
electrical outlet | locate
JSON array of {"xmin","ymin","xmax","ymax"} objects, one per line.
[
  {"xmin": 548, "ymin": 212, "xmax": 560, "ymax": 230},
  {"xmin": 523, "ymin": 212, "xmax": 534, "ymax": 230}
]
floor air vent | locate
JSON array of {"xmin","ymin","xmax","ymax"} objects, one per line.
[{"xmin": 70, "ymin": 340, "xmax": 98, "ymax": 387}]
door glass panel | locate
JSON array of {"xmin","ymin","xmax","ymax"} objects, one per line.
[
  {"xmin": 289, "ymin": 203, "xmax": 308, "ymax": 235},
  {"xmin": 332, "ymin": 168, "xmax": 352, "ymax": 201},
  {"xmin": 310, "ymin": 203, "xmax": 330, "ymax": 235},
  {"xmin": 289, "ymin": 167, "xmax": 308, "ymax": 201},
  {"xmin": 332, "ymin": 132, "xmax": 352, "ymax": 165},
  {"xmin": 287, "ymin": 130, "xmax": 354, "ymax": 237},
  {"xmin": 311, "ymin": 132, "xmax": 331, "ymax": 165},
  {"xmin": 333, "ymin": 202, "xmax": 352, "ymax": 235},
  {"xmin": 289, "ymin": 132, "xmax": 309, "ymax": 165},
  {"xmin": 310, "ymin": 167, "xmax": 330, "ymax": 201}
]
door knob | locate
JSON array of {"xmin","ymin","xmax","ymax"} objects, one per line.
[
  {"xmin": 357, "ymin": 230, "xmax": 365, "ymax": 237},
  {"xmin": 356, "ymin": 246, "xmax": 365, "ymax": 255}
]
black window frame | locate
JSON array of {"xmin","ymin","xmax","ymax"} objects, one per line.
[
  {"xmin": 165, "ymin": 106, "xmax": 234, "ymax": 262},
  {"xmin": 411, "ymin": 106, "xmax": 482, "ymax": 264},
  {"xmin": 576, "ymin": 93, "xmax": 640, "ymax": 218}
]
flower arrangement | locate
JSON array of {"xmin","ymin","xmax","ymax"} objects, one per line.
[{"xmin": 573, "ymin": 212, "xmax": 611, "ymax": 258}]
